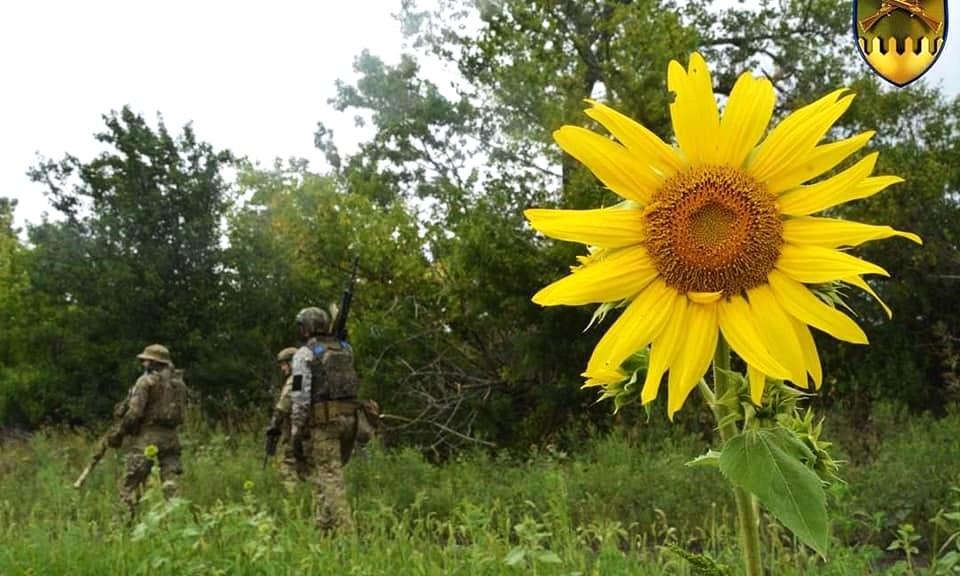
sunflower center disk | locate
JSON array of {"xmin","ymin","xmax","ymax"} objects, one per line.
[{"xmin": 644, "ymin": 165, "xmax": 782, "ymax": 295}]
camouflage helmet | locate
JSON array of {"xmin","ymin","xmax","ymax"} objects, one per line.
[
  {"xmin": 295, "ymin": 306, "xmax": 330, "ymax": 335},
  {"xmin": 276, "ymin": 347, "xmax": 298, "ymax": 363},
  {"xmin": 137, "ymin": 344, "xmax": 172, "ymax": 366}
]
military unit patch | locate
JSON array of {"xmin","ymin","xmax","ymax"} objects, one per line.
[{"xmin": 854, "ymin": 0, "xmax": 948, "ymax": 86}]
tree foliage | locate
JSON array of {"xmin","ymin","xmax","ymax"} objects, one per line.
[
  {"xmin": 2, "ymin": 1, "xmax": 958, "ymax": 448},
  {"xmin": 3, "ymin": 108, "xmax": 235, "ymax": 423}
]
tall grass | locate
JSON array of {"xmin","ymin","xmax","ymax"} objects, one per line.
[{"xmin": 2, "ymin": 410, "xmax": 958, "ymax": 575}]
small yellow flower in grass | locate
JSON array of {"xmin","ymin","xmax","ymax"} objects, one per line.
[
  {"xmin": 143, "ymin": 444, "xmax": 159, "ymax": 459},
  {"xmin": 243, "ymin": 480, "xmax": 255, "ymax": 491},
  {"xmin": 526, "ymin": 53, "xmax": 920, "ymax": 419}
]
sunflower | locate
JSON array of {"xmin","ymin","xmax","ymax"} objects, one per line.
[{"xmin": 525, "ymin": 53, "xmax": 920, "ymax": 418}]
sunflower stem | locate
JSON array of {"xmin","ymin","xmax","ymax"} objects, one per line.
[
  {"xmin": 697, "ymin": 378, "xmax": 716, "ymax": 406},
  {"xmin": 712, "ymin": 336, "xmax": 764, "ymax": 576}
]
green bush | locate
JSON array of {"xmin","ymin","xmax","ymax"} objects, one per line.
[{"xmin": 833, "ymin": 408, "xmax": 960, "ymax": 547}]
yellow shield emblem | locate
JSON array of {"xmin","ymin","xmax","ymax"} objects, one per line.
[{"xmin": 855, "ymin": 0, "xmax": 948, "ymax": 86}]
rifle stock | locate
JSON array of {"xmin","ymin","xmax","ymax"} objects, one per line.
[
  {"xmin": 860, "ymin": 5, "xmax": 894, "ymax": 31},
  {"xmin": 861, "ymin": 0, "xmax": 942, "ymax": 33}
]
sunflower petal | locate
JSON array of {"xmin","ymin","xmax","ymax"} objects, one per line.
[
  {"xmin": 533, "ymin": 246, "xmax": 658, "ymax": 306},
  {"xmin": 843, "ymin": 275, "xmax": 892, "ymax": 319},
  {"xmin": 717, "ymin": 72, "xmax": 775, "ymax": 168},
  {"xmin": 767, "ymin": 270, "xmax": 868, "ymax": 344},
  {"xmin": 749, "ymin": 90, "xmax": 853, "ymax": 184},
  {"xmin": 790, "ymin": 316, "xmax": 823, "ymax": 388},
  {"xmin": 667, "ymin": 303, "xmax": 718, "ymax": 419},
  {"xmin": 554, "ymin": 126, "xmax": 659, "ymax": 204},
  {"xmin": 641, "ymin": 293, "xmax": 687, "ymax": 404},
  {"xmin": 582, "ymin": 366, "xmax": 627, "ymax": 388},
  {"xmin": 783, "ymin": 216, "xmax": 922, "ymax": 248},
  {"xmin": 525, "ymin": 207, "xmax": 646, "ymax": 248},
  {"xmin": 668, "ymin": 53, "xmax": 721, "ymax": 165},
  {"xmin": 587, "ymin": 279, "xmax": 675, "ymax": 373},
  {"xmin": 718, "ymin": 295, "xmax": 791, "ymax": 379},
  {"xmin": 776, "ymin": 243, "xmax": 888, "ymax": 283},
  {"xmin": 779, "ymin": 153, "xmax": 896, "ymax": 216},
  {"xmin": 783, "ymin": 175, "xmax": 906, "ymax": 216},
  {"xmin": 747, "ymin": 285, "xmax": 808, "ymax": 387},
  {"xmin": 584, "ymin": 100, "xmax": 684, "ymax": 176},
  {"xmin": 765, "ymin": 131, "xmax": 875, "ymax": 194},
  {"xmin": 748, "ymin": 365, "xmax": 767, "ymax": 405},
  {"xmin": 687, "ymin": 291, "xmax": 723, "ymax": 304}
]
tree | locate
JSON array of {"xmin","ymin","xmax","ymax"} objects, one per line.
[
  {"xmin": 318, "ymin": 0, "xmax": 959, "ymax": 447},
  {"xmin": 0, "ymin": 198, "xmax": 34, "ymax": 425},
  {"xmin": 821, "ymin": 83, "xmax": 960, "ymax": 411},
  {"xmin": 20, "ymin": 107, "xmax": 235, "ymax": 423}
]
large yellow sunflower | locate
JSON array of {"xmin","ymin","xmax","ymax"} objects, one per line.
[{"xmin": 525, "ymin": 53, "xmax": 920, "ymax": 418}]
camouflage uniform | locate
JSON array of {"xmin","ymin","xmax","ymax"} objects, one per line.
[
  {"xmin": 291, "ymin": 307, "xmax": 357, "ymax": 532},
  {"xmin": 269, "ymin": 347, "xmax": 306, "ymax": 490},
  {"xmin": 113, "ymin": 344, "xmax": 186, "ymax": 515}
]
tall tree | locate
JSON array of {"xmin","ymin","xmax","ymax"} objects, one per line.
[{"xmin": 23, "ymin": 107, "xmax": 234, "ymax": 422}]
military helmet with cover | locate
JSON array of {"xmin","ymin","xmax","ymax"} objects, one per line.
[
  {"xmin": 295, "ymin": 307, "xmax": 330, "ymax": 335},
  {"xmin": 137, "ymin": 344, "xmax": 172, "ymax": 366},
  {"xmin": 276, "ymin": 347, "xmax": 298, "ymax": 363}
]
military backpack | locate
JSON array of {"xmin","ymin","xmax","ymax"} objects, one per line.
[
  {"xmin": 310, "ymin": 339, "xmax": 358, "ymax": 401},
  {"xmin": 148, "ymin": 368, "xmax": 187, "ymax": 426}
]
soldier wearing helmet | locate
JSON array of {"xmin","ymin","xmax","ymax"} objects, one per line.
[
  {"xmin": 290, "ymin": 305, "xmax": 359, "ymax": 532},
  {"xmin": 109, "ymin": 344, "xmax": 187, "ymax": 517},
  {"xmin": 266, "ymin": 346, "xmax": 303, "ymax": 490}
]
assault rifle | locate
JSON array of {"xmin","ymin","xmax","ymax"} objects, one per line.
[
  {"xmin": 74, "ymin": 391, "xmax": 132, "ymax": 489},
  {"xmin": 263, "ymin": 427, "xmax": 281, "ymax": 470},
  {"xmin": 73, "ymin": 429, "xmax": 118, "ymax": 489},
  {"xmin": 332, "ymin": 256, "xmax": 359, "ymax": 342}
]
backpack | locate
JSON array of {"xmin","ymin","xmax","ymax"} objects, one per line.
[
  {"xmin": 310, "ymin": 339, "xmax": 358, "ymax": 401},
  {"xmin": 149, "ymin": 368, "xmax": 187, "ymax": 426}
]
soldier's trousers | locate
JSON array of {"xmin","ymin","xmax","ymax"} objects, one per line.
[
  {"xmin": 306, "ymin": 415, "xmax": 355, "ymax": 532},
  {"xmin": 120, "ymin": 446, "xmax": 182, "ymax": 515},
  {"xmin": 279, "ymin": 446, "xmax": 307, "ymax": 493}
]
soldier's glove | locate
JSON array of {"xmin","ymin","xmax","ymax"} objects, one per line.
[
  {"xmin": 293, "ymin": 438, "xmax": 305, "ymax": 461},
  {"xmin": 290, "ymin": 424, "xmax": 306, "ymax": 460},
  {"xmin": 105, "ymin": 431, "xmax": 123, "ymax": 448},
  {"xmin": 265, "ymin": 414, "xmax": 281, "ymax": 438},
  {"xmin": 266, "ymin": 412, "xmax": 284, "ymax": 437}
]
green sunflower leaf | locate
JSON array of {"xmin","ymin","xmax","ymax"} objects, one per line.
[
  {"xmin": 719, "ymin": 430, "xmax": 829, "ymax": 557},
  {"xmin": 686, "ymin": 449, "xmax": 721, "ymax": 468}
]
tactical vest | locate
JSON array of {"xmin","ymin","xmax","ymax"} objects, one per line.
[
  {"xmin": 145, "ymin": 368, "xmax": 187, "ymax": 427},
  {"xmin": 309, "ymin": 338, "xmax": 358, "ymax": 402}
]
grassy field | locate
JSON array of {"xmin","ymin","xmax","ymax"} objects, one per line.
[{"xmin": 2, "ymin": 407, "xmax": 960, "ymax": 575}]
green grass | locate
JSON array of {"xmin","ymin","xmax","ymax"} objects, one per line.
[{"xmin": 2, "ymin": 412, "xmax": 959, "ymax": 575}]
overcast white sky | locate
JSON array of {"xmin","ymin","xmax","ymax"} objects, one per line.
[{"xmin": 2, "ymin": 0, "xmax": 957, "ymax": 231}]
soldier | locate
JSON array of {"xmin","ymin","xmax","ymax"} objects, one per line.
[
  {"xmin": 290, "ymin": 306, "xmax": 359, "ymax": 532},
  {"xmin": 266, "ymin": 346, "xmax": 303, "ymax": 490},
  {"xmin": 108, "ymin": 344, "xmax": 186, "ymax": 516}
]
